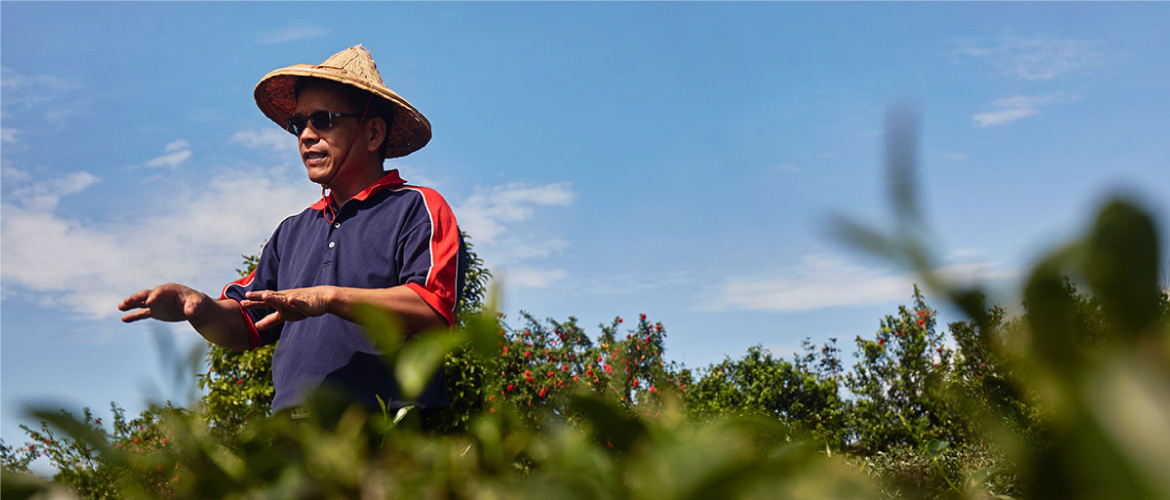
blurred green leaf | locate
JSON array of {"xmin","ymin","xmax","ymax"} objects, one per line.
[
  {"xmin": 1085, "ymin": 199, "xmax": 1162, "ymax": 340},
  {"xmin": 397, "ymin": 331, "xmax": 465, "ymax": 400}
]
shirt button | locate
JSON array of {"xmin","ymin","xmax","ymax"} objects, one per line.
[
  {"xmin": 328, "ymin": 241, "xmax": 335, "ymax": 248},
  {"xmin": 333, "ymin": 223, "xmax": 341, "ymax": 229}
]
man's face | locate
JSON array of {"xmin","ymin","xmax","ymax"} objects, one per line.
[{"xmin": 294, "ymin": 84, "xmax": 363, "ymax": 185}]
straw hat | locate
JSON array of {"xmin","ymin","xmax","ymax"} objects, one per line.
[{"xmin": 254, "ymin": 45, "xmax": 431, "ymax": 158}]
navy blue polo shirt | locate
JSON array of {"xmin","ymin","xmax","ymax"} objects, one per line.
[{"xmin": 220, "ymin": 170, "xmax": 466, "ymax": 412}]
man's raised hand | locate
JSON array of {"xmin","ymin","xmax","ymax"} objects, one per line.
[
  {"xmin": 118, "ymin": 283, "xmax": 213, "ymax": 323},
  {"xmin": 241, "ymin": 286, "xmax": 337, "ymax": 331}
]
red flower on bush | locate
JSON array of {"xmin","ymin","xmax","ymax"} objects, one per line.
[
  {"xmin": 639, "ymin": 313, "xmax": 646, "ymax": 321},
  {"xmin": 604, "ymin": 364, "xmax": 613, "ymax": 374}
]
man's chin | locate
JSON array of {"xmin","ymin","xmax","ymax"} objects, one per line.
[{"xmin": 305, "ymin": 166, "xmax": 332, "ymax": 185}]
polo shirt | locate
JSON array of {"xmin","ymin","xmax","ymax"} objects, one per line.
[{"xmin": 220, "ymin": 169, "xmax": 466, "ymax": 412}]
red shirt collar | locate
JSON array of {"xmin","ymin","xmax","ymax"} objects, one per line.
[{"xmin": 309, "ymin": 170, "xmax": 407, "ymax": 210}]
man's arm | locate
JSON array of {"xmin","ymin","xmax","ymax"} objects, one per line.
[
  {"xmin": 118, "ymin": 283, "xmax": 252, "ymax": 352},
  {"xmin": 240, "ymin": 285, "xmax": 447, "ymax": 335}
]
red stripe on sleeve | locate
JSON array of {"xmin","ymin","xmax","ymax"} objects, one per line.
[
  {"xmin": 220, "ymin": 269, "xmax": 256, "ymax": 300},
  {"xmin": 220, "ymin": 269, "xmax": 261, "ymax": 349},
  {"xmin": 232, "ymin": 299, "xmax": 262, "ymax": 350},
  {"xmin": 404, "ymin": 186, "xmax": 462, "ymax": 326}
]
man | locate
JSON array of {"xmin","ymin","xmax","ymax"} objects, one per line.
[{"xmin": 118, "ymin": 46, "xmax": 466, "ymax": 417}]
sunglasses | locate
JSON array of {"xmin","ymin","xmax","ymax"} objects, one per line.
[{"xmin": 285, "ymin": 111, "xmax": 360, "ymax": 136}]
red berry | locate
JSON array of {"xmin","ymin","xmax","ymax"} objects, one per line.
[
  {"xmin": 506, "ymin": 384, "xmax": 514, "ymax": 391},
  {"xmin": 617, "ymin": 318, "xmax": 623, "ymax": 323},
  {"xmin": 237, "ymin": 379, "xmax": 243, "ymax": 385},
  {"xmin": 640, "ymin": 313, "xmax": 646, "ymax": 321}
]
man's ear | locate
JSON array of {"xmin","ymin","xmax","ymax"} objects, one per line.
[{"xmin": 366, "ymin": 117, "xmax": 387, "ymax": 154}]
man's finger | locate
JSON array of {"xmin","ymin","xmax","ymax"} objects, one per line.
[
  {"xmin": 254, "ymin": 311, "xmax": 285, "ymax": 331},
  {"xmin": 117, "ymin": 289, "xmax": 152, "ymax": 311},
  {"xmin": 120, "ymin": 309, "xmax": 152, "ymax": 323}
]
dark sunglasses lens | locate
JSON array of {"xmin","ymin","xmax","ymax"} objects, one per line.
[
  {"xmin": 309, "ymin": 111, "xmax": 335, "ymax": 130},
  {"xmin": 286, "ymin": 115, "xmax": 308, "ymax": 135}
]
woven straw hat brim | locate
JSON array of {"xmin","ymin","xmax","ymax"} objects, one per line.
[{"xmin": 255, "ymin": 63, "xmax": 431, "ymax": 159}]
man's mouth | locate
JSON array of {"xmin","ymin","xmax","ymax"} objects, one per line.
[{"xmin": 304, "ymin": 152, "xmax": 327, "ymax": 161}]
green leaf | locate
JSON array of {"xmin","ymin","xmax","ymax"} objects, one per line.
[
  {"xmin": 397, "ymin": 331, "xmax": 465, "ymax": 400},
  {"xmin": 351, "ymin": 303, "xmax": 404, "ymax": 365},
  {"xmin": 1084, "ymin": 199, "xmax": 1161, "ymax": 340}
]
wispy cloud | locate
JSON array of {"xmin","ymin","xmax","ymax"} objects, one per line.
[
  {"xmin": 257, "ymin": 24, "xmax": 328, "ymax": 45},
  {"xmin": 949, "ymin": 35, "xmax": 1102, "ymax": 81},
  {"xmin": 0, "ymin": 67, "xmax": 85, "ymax": 125},
  {"xmin": 0, "ymin": 165, "xmax": 319, "ymax": 319},
  {"xmin": 1, "ymin": 128, "xmax": 17, "ymax": 144},
  {"xmin": 456, "ymin": 182, "xmax": 575, "ymax": 244},
  {"xmin": 232, "ymin": 128, "xmax": 292, "ymax": 155},
  {"xmin": 941, "ymin": 153, "xmax": 968, "ymax": 162},
  {"xmin": 145, "ymin": 140, "xmax": 193, "ymax": 168},
  {"xmin": 454, "ymin": 182, "xmax": 576, "ymax": 291},
  {"xmin": 582, "ymin": 271, "xmax": 694, "ymax": 296},
  {"xmin": 705, "ymin": 253, "xmax": 1014, "ymax": 313},
  {"xmin": 972, "ymin": 93, "xmax": 1077, "ymax": 127},
  {"xmin": 500, "ymin": 267, "xmax": 568, "ymax": 289},
  {"xmin": 775, "ymin": 163, "xmax": 802, "ymax": 174},
  {"xmin": 3, "ymin": 168, "xmax": 100, "ymax": 212}
]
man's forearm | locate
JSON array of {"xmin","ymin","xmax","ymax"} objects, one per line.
[
  {"xmin": 326, "ymin": 285, "xmax": 448, "ymax": 335},
  {"xmin": 190, "ymin": 298, "xmax": 253, "ymax": 352}
]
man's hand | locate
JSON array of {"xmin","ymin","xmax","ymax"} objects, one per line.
[
  {"xmin": 241, "ymin": 286, "xmax": 338, "ymax": 331},
  {"xmin": 118, "ymin": 283, "xmax": 214, "ymax": 323}
]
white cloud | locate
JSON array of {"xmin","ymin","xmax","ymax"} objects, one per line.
[
  {"xmin": 499, "ymin": 267, "xmax": 567, "ymax": 289},
  {"xmin": 145, "ymin": 150, "xmax": 192, "ymax": 168},
  {"xmin": 0, "ymin": 67, "xmax": 85, "ymax": 125},
  {"xmin": 948, "ymin": 35, "xmax": 1102, "ymax": 81},
  {"xmin": 163, "ymin": 140, "xmax": 190, "ymax": 153},
  {"xmin": 775, "ymin": 163, "xmax": 802, "ymax": 174},
  {"xmin": 4, "ymin": 169, "xmax": 99, "ymax": 212},
  {"xmin": 583, "ymin": 272, "xmax": 694, "ymax": 296},
  {"xmin": 455, "ymin": 182, "xmax": 575, "ymax": 244},
  {"xmin": 144, "ymin": 140, "xmax": 193, "ymax": 168},
  {"xmin": 257, "ymin": 24, "xmax": 328, "ymax": 45},
  {"xmin": 705, "ymin": 253, "xmax": 1014, "ymax": 313},
  {"xmin": 972, "ymin": 93, "xmax": 1076, "ymax": 127},
  {"xmin": 1, "ymin": 128, "xmax": 18, "ymax": 144},
  {"xmin": 231, "ymin": 128, "xmax": 291, "ymax": 155},
  {"xmin": 972, "ymin": 108, "xmax": 1038, "ymax": 127},
  {"xmin": 453, "ymin": 182, "xmax": 576, "ymax": 293},
  {"xmin": 1, "ymin": 166, "xmax": 319, "ymax": 319}
]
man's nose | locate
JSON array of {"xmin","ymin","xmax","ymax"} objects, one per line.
[{"xmin": 298, "ymin": 123, "xmax": 321, "ymax": 143}]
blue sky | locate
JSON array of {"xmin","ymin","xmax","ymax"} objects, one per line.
[{"xmin": 3, "ymin": 2, "xmax": 1169, "ymax": 444}]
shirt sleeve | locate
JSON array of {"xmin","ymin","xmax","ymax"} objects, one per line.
[
  {"xmin": 220, "ymin": 229, "xmax": 284, "ymax": 350},
  {"xmin": 398, "ymin": 187, "xmax": 466, "ymax": 326}
]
